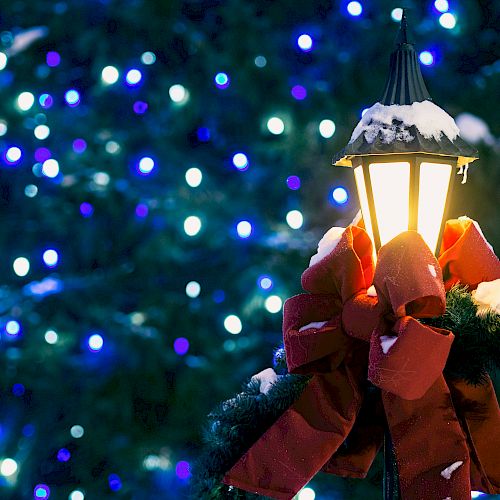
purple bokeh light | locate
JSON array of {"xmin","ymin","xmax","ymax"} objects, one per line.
[
  {"xmin": 12, "ymin": 383, "xmax": 25, "ymax": 397},
  {"xmin": 135, "ymin": 203, "xmax": 149, "ymax": 218},
  {"xmin": 174, "ymin": 337, "xmax": 189, "ymax": 356},
  {"xmin": 39, "ymin": 94, "xmax": 53, "ymax": 108},
  {"xmin": 33, "ymin": 484, "xmax": 50, "ymax": 499},
  {"xmin": 286, "ymin": 175, "xmax": 301, "ymax": 190},
  {"xmin": 108, "ymin": 473, "xmax": 122, "ymax": 491},
  {"xmin": 291, "ymin": 85, "xmax": 307, "ymax": 100},
  {"xmin": 79, "ymin": 202, "xmax": 94, "ymax": 217},
  {"xmin": 72, "ymin": 139, "xmax": 87, "ymax": 154},
  {"xmin": 176, "ymin": 460, "xmax": 191, "ymax": 479},
  {"xmin": 35, "ymin": 147, "xmax": 52, "ymax": 162},
  {"xmin": 57, "ymin": 448, "xmax": 71, "ymax": 462},
  {"xmin": 133, "ymin": 101, "xmax": 148, "ymax": 114},
  {"xmin": 46, "ymin": 51, "xmax": 61, "ymax": 67}
]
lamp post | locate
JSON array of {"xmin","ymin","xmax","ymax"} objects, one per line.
[
  {"xmin": 334, "ymin": 10, "xmax": 478, "ymax": 256},
  {"xmin": 335, "ymin": 11, "xmax": 479, "ymax": 499}
]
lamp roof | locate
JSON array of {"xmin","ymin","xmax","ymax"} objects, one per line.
[{"xmin": 334, "ymin": 10, "xmax": 478, "ymax": 168}]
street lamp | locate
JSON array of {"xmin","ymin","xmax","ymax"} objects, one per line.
[{"xmin": 334, "ymin": 10, "xmax": 478, "ymax": 255}]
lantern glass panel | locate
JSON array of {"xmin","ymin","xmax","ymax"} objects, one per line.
[
  {"xmin": 417, "ymin": 162, "xmax": 452, "ymax": 254},
  {"xmin": 369, "ymin": 161, "xmax": 410, "ymax": 246},
  {"xmin": 354, "ymin": 166, "xmax": 375, "ymax": 245}
]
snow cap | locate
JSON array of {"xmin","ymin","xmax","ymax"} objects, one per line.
[{"xmin": 334, "ymin": 10, "xmax": 478, "ymax": 168}]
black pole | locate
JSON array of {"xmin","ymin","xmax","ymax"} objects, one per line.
[{"xmin": 383, "ymin": 426, "xmax": 401, "ymax": 500}]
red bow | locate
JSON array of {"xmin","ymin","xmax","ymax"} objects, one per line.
[{"xmin": 223, "ymin": 219, "xmax": 500, "ymax": 500}]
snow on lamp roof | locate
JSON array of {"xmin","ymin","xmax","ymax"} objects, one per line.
[{"xmin": 334, "ymin": 10, "xmax": 478, "ymax": 168}]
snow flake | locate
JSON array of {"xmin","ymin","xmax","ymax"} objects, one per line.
[
  {"xmin": 428, "ymin": 264, "xmax": 437, "ymax": 278},
  {"xmin": 380, "ymin": 335, "xmax": 398, "ymax": 354},
  {"xmin": 350, "ymin": 101, "xmax": 460, "ymax": 145},
  {"xmin": 440, "ymin": 461, "xmax": 463, "ymax": 480},
  {"xmin": 299, "ymin": 321, "xmax": 328, "ymax": 332}
]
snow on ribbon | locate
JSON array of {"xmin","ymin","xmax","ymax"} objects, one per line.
[
  {"xmin": 309, "ymin": 227, "xmax": 345, "ymax": 267},
  {"xmin": 299, "ymin": 321, "xmax": 328, "ymax": 332},
  {"xmin": 440, "ymin": 461, "xmax": 463, "ymax": 480},
  {"xmin": 350, "ymin": 101, "xmax": 460, "ymax": 145},
  {"xmin": 380, "ymin": 335, "xmax": 398, "ymax": 354}
]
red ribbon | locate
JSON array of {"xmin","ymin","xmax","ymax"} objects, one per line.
[{"xmin": 223, "ymin": 219, "xmax": 500, "ymax": 499}]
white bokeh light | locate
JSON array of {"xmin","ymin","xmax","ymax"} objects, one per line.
[
  {"xmin": 265, "ymin": 295, "xmax": 282, "ymax": 314},
  {"xmin": 42, "ymin": 158, "xmax": 60, "ymax": 178},
  {"xmin": 286, "ymin": 210, "xmax": 303, "ymax": 229},
  {"xmin": 184, "ymin": 216, "xmax": 202, "ymax": 236},
  {"xmin": 101, "ymin": 65, "xmax": 119, "ymax": 84},
  {"xmin": 13, "ymin": 257, "xmax": 30, "ymax": 277},
  {"xmin": 236, "ymin": 220, "xmax": 252, "ymax": 238},
  {"xmin": 45, "ymin": 329, "xmax": 59, "ymax": 344},
  {"xmin": 34, "ymin": 125, "xmax": 50, "ymax": 140},
  {"xmin": 298, "ymin": 487, "xmax": 316, "ymax": 500},
  {"xmin": 0, "ymin": 458, "xmax": 18, "ymax": 477},
  {"xmin": 70, "ymin": 425, "xmax": 84, "ymax": 438},
  {"xmin": 439, "ymin": 12, "xmax": 456, "ymax": 29},
  {"xmin": 232, "ymin": 153, "xmax": 249, "ymax": 170},
  {"xmin": 17, "ymin": 91, "xmax": 35, "ymax": 111},
  {"xmin": 186, "ymin": 281, "xmax": 201, "ymax": 298},
  {"xmin": 126, "ymin": 69, "xmax": 142, "ymax": 85},
  {"xmin": 224, "ymin": 315, "xmax": 242, "ymax": 334},
  {"xmin": 391, "ymin": 8, "xmax": 403, "ymax": 21},
  {"xmin": 141, "ymin": 51, "xmax": 156, "ymax": 65},
  {"xmin": 185, "ymin": 167, "xmax": 202, "ymax": 187},
  {"xmin": 169, "ymin": 84, "xmax": 189, "ymax": 104},
  {"xmin": 138, "ymin": 157, "xmax": 155, "ymax": 174},
  {"xmin": 267, "ymin": 117, "xmax": 285, "ymax": 135},
  {"xmin": 69, "ymin": 490, "xmax": 85, "ymax": 500},
  {"xmin": 6, "ymin": 146, "xmax": 22, "ymax": 163},
  {"xmin": 434, "ymin": 0, "xmax": 449, "ymax": 13},
  {"xmin": 88, "ymin": 334, "xmax": 104, "ymax": 351},
  {"xmin": 0, "ymin": 52, "xmax": 7, "ymax": 70},
  {"xmin": 297, "ymin": 34, "xmax": 313, "ymax": 51},
  {"xmin": 0, "ymin": 120, "xmax": 7, "ymax": 136},
  {"xmin": 43, "ymin": 249, "xmax": 59, "ymax": 267},
  {"xmin": 319, "ymin": 119, "xmax": 336, "ymax": 138}
]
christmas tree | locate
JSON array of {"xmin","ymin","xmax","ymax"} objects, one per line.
[{"xmin": 0, "ymin": 1, "xmax": 498, "ymax": 498}]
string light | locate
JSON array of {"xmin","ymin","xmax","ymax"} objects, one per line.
[
  {"xmin": 419, "ymin": 51, "xmax": 434, "ymax": 66},
  {"xmin": 42, "ymin": 158, "xmax": 60, "ymax": 178},
  {"xmin": 185, "ymin": 167, "xmax": 202, "ymax": 187},
  {"xmin": 391, "ymin": 8, "xmax": 403, "ymax": 21},
  {"xmin": 0, "ymin": 52, "xmax": 7, "ymax": 70},
  {"xmin": 297, "ymin": 34, "xmax": 313, "ymax": 52},
  {"xmin": 319, "ymin": 119, "xmax": 336, "ymax": 138},
  {"xmin": 236, "ymin": 220, "xmax": 252, "ymax": 238},
  {"xmin": 34, "ymin": 125, "xmax": 50, "ymax": 140},
  {"xmin": 5, "ymin": 146, "xmax": 22, "ymax": 164},
  {"xmin": 13, "ymin": 257, "xmax": 30, "ymax": 277},
  {"xmin": 65, "ymin": 89, "xmax": 80, "ymax": 106},
  {"xmin": 174, "ymin": 337, "xmax": 189, "ymax": 355},
  {"xmin": 264, "ymin": 295, "xmax": 282, "ymax": 313},
  {"xmin": 232, "ymin": 153, "xmax": 249, "ymax": 170},
  {"xmin": 17, "ymin": 92, "xmax": 35, "ymax": 111},
  {"xmin": 169, "ymin": 84, "xmax": 189, "ymax": 104},
  {"xmin": 46, "ymin": 51, "xmax": 61, "ymax": 67},
  {"xmin": 44, "ymin": 330, "xmax": 58, "ymax": 344},
  {"xmin": 286, "ymin": 175, "xmax": 301, "ymax": 190},
  {"xmin": 184, "ymin": 216, "xmax": 202, "ymax": 236},
  {"xmin": 88, "ymin": 333, "xmax": 104, "ymax": 352},
  {"xmin": 69, "ymin": 491, "xmax": 85, "ymax": 500},
  {"xmin": 5, "ymin": 320, "xmax": 21, "ymax": 336},
  {"xmin": 70, "ymin": 425, "xmax": 84, "ymax": 438},
  {"xmin": 101, "ymin": 66, "xmax": 119, "ymax": 84},
  {"xmin": 267, "ymin": 117, "xmax": 285, "ymax": 135},
  {"xmin": 137, "ymin": 156, "xmax": 155, "ymax": 174},
  {"xmin": 439, "ymin": 12, "xmax": 456, "ymax": 29},
  {"xmin": 434, "ymin": 0, "xmax": 449, "ymax": 13},
  {"xmin": 258, "ymin": 276, "xmax": 273, "ymax": 290},
  {"xmin": 286, "ymin": 210, "xmax": 303, "ymax": 229},
  {"xmin": 224, "ymin": 315, "xmax": 242, "ymax": 334},
  {"xmin": 254, "ymin": 55, "xmax": 267, "ymax": 67},
  {"xmin": 141, "ymin": 51, "xmax": 156, "ymax": 65},
  {"xmin": 298, "ymin": 487, "xmax": 316, "ymax": 500},
  {"xmin": 331, "ymin": 186, "xmax": 349, "ymax": 205},
  {"xmin": 0, "ymin": 458, "xmax": 18, "ymax": 477},
  {"xmin": 347, "ymin": 1, "xmax": 363, "ymax": 16},
  {"xmin": 43, "ymin": 249, "xmax": 59, "ymax": 268},
  {"xmin": 33, "ymin": 484, "xmax": 50, "ymax": 499},
  {"xmin": 214, "ymin": 72, "xmax": 230, "ymax": 89},
  {"xmin": 125, "ymin": 69, "xmax": 142, "ymax": 86},
  {"xmin": 186, "ymin": 281, "xmax": 201, "ymax": 298}
]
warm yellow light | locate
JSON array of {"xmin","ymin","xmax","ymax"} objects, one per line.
[
  {"xmin": 369, "ymin": 162, "xmax": 410, "ymax": 246},
  {"xmin": 354, "ymin": 166, "xmax": 375, "ymax": 245},
  {"xmin": 417, "ymin": 162, "xmax": 452, "ymax": 254}
]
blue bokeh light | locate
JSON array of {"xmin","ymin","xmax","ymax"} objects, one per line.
[
  {"xmin": 108, "ymin": 474, "xmax": 122, "ymax": 491},
  {"xmin": 236, "ymin": 220, "xmax": 253, "ymax": 238},
  {"xmin": 34, "ymin": 484, "xmax": 50, "ymax": 499},
  {"xmin": 214, "ymin": 72, "xmax": 230, "ymax": 89},
  {"xmin": 64, "ymin": 89, "xmax": 80, "ymax": 107},
  {"xmin": 5, "ymin": 320, "xmax": 21, "ymax": 336},
  {"xmin": 419, "ymin": 51, "xmax": 434, "ymax": 66},
  {"xmin": 197, "ymin": 127, "xmax": 210, "ymax": 142},
  {"xmin": 88, "ymin": 333, "xmax": 104, "ymax": 352},
  {"xmin": 57, "ymin": 448, "xmax": 71, "ymax": 462},
  {"xmin": 125, "ymin": 69, "xmax": 142, "ymax": 86},
  {"xmin": 12, "ymin": 383, "xmax": 25, "ymax": 396},
  {"xmin": 258, "ymin": 275, "xmax": 273, "ymax": 290},
  {"xmin": 232, "ymin": 152, "xmax": 249, "ymax": 170},
  {"xmin": 331, "ymin": 186, "xmax": 349, "ymax": 205}
]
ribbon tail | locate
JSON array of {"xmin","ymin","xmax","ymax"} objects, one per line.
[
  {"xmin": 382, "ymin": 376, "xmax": 471, "ymax": 500},
  {"xmin": 448, "ymin": 376, "xmax": 500, "ymax": 494},
  {"xmin": 223, "ymin": 364, "xmax": 363, "ymax": 499}
]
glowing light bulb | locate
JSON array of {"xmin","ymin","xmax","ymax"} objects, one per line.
[
  {"xmin": 6, "ymin": 146, "xmax": 22, "ymax": 164},
  {"xmin": 391, "ymin": 8, "xmax": 403, "ymax": 21},
  {"xmin": 34, "ymin": 484, "xmax": 50, "ymax": 499},
  {"xmin": 65, "ymin": 89, "xmax": 80, "ymax": 106},
  {"xmin": 141, "ymin": 51, "xmax": 156, "ymax": 65},
  {"xmin": 5, "ymin": 320, "xmax": 21, "ymax": 336},
  {"xmin": 42, "ymin": 158, "xmax": 60, "ymax": 178},
  {"xmin": 34, "ymin": 125, "xmax": 50, "ymax": 140},
  {"xmin": 25, "ymin": 185, "xmax": 38, "ymax": 197},
  {"xmin": 319, "ymin": 119, "xmax": 336, "ymax": 138},
  {"xmin": 185, "ymin": 167, "xmax": 202, "ymax": 187},
  {"xmin": 236, "ymin": 220, "xmax": 252, "ymax": 238},
  {"xmin": 175, "ymin": 461, "xmax": 191, "ymax": 480},
  {"xmin": 0, "ymin": 119, "xmax": 7, "ymax": 136},
  {"xmin": 69, "ymin": 491, "xmax": 85, "ymax": 500},
  {"xmin": 0, "ymin": 458, "xmax": 18, "ymax": 477},
  {"xmin": 286, "ymin": 210, "xmax": 303, "ymax": 229},
  {"xmin": 331, "ymin": 186, "xmax": 349, "ymax": 205},
  {"xmin": 298, "ymin": 487, "xmax": 316, "ymax": 500},
  {"xmin": 169, "ymin": 84, "xmax": 189, "ymax": 104},
  {"xmin": 224, "ymin": 315, "xmax": 242, "ymax": 334},
  {"xmin": 439, "ymin": 12, "xmax": 456, "ymax": 29},
  {"xmin": 43, "ymin": 249, "xmax": 59, "ymax": 268},
  {"xmin": 297, "ymin": 34, "xmax": 313, "ymax": 52},
  {"xmin": 45, "ymin": 330, "xmax": 58, "ymax": 344},
  {"xmin": 101, "ymin": 66, "xmax": 119, "ymax": 84},
  {"xmin": 186, "ymin": 281, "xmax": 201, "ymax": 298},
  {"xmin": 137, "ymin": 157, "xmax": 155, "ymax": 174},
  {"xmin": 17, "ymin": 91, "xmax": 35, "ymax": 111},
  {"xmin": 184, "ymin": 216, "xmax": 202, "ymax": 236},
  {"xmin": 347, "ymin": 1, "xmax": 363, "ymax": 16},
  {"xmin": 265, "ymin": 295, "xmax": 282, "ymax": 313},
  {"xmin": 93, "ymin": 172, "xmax": 110, "ymax": 186},
  {"xmin": 126, "ymin": 68, "xmax": 142, "ymax": 85},
  {"xmin": 214, "ymin": 72, "xmax": 230, "ymax": 89},
  {"xmin": 39, "ymin": 93, "xmax": 53, "ymax": 108},
  {"xmin": 254, "ymin": 55, "xmax": 267, "ymax": 67},
  {"xmin": 88, "ymin": 333, "xmax": 103, "ymax": 352},
  {"xmin": 258, "ymin": 276, "xmax": 273, "ymax": 290},
  {"xmin": 434, "ymin": 0, "xmax": 449, "ymax": 13},
  {"xmin": 291, "ymin": 85, "xmax": 307, "ymax": 100},
  {"xmin": 105, "ymin": 141, "xmax": 120, "ymax": 154},
  {"xmin": 419, "ymin": 51, "xmax": 434, "ymax": 66},
  {"xmin": 232, "ymin": 153, "xmax": 248, "ymax": 170},
  {"xmin": 267, "ymin": 117, "xmax": 285, "ymax": 135},
  {"xmin": 174, "ymin": 337, "xmax": 189, "ymax": 355},
  {"xmin": 0, "ymin": 52, "xmax": 7, "ymax": 70},
  {"xmin": 286, "ymin": 175, "xmax": 301, "ymax": 190},
  {"xmin": 13, "ymin": 257, "xmax": 30, "ymax": 277}
]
